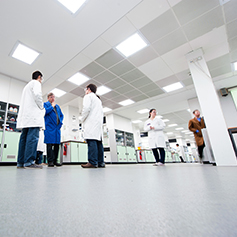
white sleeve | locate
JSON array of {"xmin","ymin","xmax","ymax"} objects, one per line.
[
  {"xmin": 154, "ymin": 118, "xmax": 165, "ymax": 131},
  {"xmin": 32, "ymin": 81, "xmax": 43, "ymax": 110},
  {"xmin": 81, "ymin": 95, "xmax": 91, "ymax": 123},
  {"xmin": 144, "ymin": 120, "xmax": 151, "ymax": 131}
]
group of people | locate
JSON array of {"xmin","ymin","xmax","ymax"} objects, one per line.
[
  {"xmin": 16, "ymin": 71, "xmax": 104, "ymax": 169},
  {"xmin": 16, "ymin": 70, "xmax": 205, "ymax": 169}
]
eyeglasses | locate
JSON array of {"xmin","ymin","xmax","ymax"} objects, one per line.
[{"xmin": 84, "ymin": 88, "xmax": 88, "ymax": 92}]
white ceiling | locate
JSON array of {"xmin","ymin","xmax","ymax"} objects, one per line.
[{"xmin": 1, "ymin": 0, "xmax": 237, "ymax": 141}]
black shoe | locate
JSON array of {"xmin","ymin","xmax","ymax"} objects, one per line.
[
  {"xmin": 55, "ymin": 163, "xmax": 62, "ymax": 167},
  {"xmin": 48, "ymin": 162, "xmax": 54, "ymax": 167},
  {"xmin": 98, "ymin": 164, "xmax": 106, "ymax": 168}
]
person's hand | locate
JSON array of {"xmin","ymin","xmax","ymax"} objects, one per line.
[
  {"xmin": 52, "ymin": 102, "xmax": 56, "ymax": 107},
  {"xmin": 196, "ymin": 130, "xmax": 199, "ymax": 133},
  {"xmin": 150, "ymin": 126, "xmax": 154, "ymax": 129}
]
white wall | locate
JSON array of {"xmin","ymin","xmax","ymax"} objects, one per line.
[
  {"xmin": 106, "ymin": 114, "xmax": 133, "ymax": 132},
  {"xmin": 0, "ymin": 73, "xmax": 26, "ymax": 104}
]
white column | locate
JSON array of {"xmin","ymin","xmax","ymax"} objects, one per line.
[{"xmin": 186, "ymin": 49, "xmax": 236, "ymax": 166}]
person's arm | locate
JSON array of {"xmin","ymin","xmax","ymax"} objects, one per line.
[
  {"xmin": 188, "ymin": 120, "xmax": 197, "ymax": 133},
  {"xmin": 32, "ymin": 81, "xmax": 43, "ymax": 110},
  {"xmin": 81, "ymin": 95, "xmax": 92, "ymax": 123},
  {"xmin": 154, "ymin": 119, "xmax": 165, "ymax": 131},
  {"xmin": 44, "ymin": 101, "xmax": 54, "ymax": 115},
  {"xmin": 144, "ymin": 121, "xmax": 151, "ymax": 131}
]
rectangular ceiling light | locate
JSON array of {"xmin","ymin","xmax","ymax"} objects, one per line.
[
  {"xmin": 163, "ymin": 82, "xmax": 183, "ymax": 93},
  {"xmin": 168, "ymin": 124, "xmax": 177, "ymax": 127},
  {"xmin": 97, "ymin": 86, "xmax": 112, "ymax": 96},
  {"xmin": 51, "ymin": 88, "xmax": 66, "ymax": 98},
  {"xmin": 119, "ymin": 99, "xmax": 135, "ymax": 106},
  {"xmin": 67, "ymin": 72, "xmax": 90, "ymax": 86},
  {"xmin": 116, "ymin": 33, "xmax": 147, "ymax": 57},
  {"xmin": 137, "ymin": 109, "xmax": 149, "ymax": 114},
  {"xmin": 166, "ymin": 132, "xmax": 173, "ymax": 135},
  {"xmin": 176, "ymin": 136, "xmax": 182, "ymax": 138},
  {"xmin": 132, "ymin": 120, "xmax": 142, "ymax": 124},
  {"xmin": 185, "ymin": 132, "xmax": 193, "ymax": 134},
  {"xmin": 175, "ymin": 127, "xmax": 184, "ymax": 130},
  {"xmin": 233, "ymin": 62, "xmax": 237, "ymax": 71},
  {"xmin": 162, "ymin": 119, "xmax": 169, "ymax": 122},
  {"xmin": 11, "ymin": 42, "xmax": 40, "ymax": 65},
  {"xmin": 181, "ymin": 130, "xmax": 189, "ymax": 133},
  {"xmin": 103, "ymin": 107, "xmax": 112, "ymax": 113},
  {"xmin": 57, "ymin": 0, "xmax": 87, "ymax": 14}
]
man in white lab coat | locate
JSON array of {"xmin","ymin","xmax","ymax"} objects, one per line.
[
  {"xmin": 81, "ymin": 84, "xmax": 105, "ymax": 168},
  {"xmin": 16, "ymin": 71, "xmax": 45, "ymax": 169}
]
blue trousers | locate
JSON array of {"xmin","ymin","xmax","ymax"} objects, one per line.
[
  {"xmin": 17, "ymin": 127, "xmax": 39, "ymax": 167},
  {"xmin": 87, "ymin": 139, "xmax": 104, "ymax": 166}
]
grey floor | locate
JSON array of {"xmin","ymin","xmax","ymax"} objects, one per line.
[{"xmin": 0, "ymin": 163, "xmax": 237, "ymax": 237}]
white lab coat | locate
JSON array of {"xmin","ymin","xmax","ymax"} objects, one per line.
[
  {"xmin": 81, "ymin": 92, "xmax": 103, "ymax": 140},
  {"xmin": 17, "ymin": 80, "xmax": 45, "ymax": 129},
  {"xmin": 176, "ymin": 146, "xmax": 182, "ymax": 156},
  {"xmin": 144, "ymin": 117, "xmax": 166, "ymax": 149},
  {"xmin": 37, "ymin": 129, "xmax": 46, "ymax": 152}
]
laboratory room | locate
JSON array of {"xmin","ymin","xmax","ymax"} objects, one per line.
[{"xmin": 0, "ymin": 0, "xmax": 237, "ymax": 236}]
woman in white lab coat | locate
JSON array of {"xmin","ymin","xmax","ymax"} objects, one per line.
[{"xmin": 144, "ymin": 109, "xmax": 166, "ymax": 166}]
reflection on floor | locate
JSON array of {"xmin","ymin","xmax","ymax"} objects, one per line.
[{"xmin": 0, "ymin": 163, "xmax": 237, "ymax": 236}]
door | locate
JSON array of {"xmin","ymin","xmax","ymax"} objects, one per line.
[
  {"xmin": 78, "ymin": 143, "xmax": 88, "ymax": 163},
  {"xmin": 70, "ymin": 142, "xmax": 79, "ymax": 162},
  {"xmin": 117, "ymin": 145, "xmax": 127, "ymax": 162},
  {"xmin": 145, "ymin": 150, "xmax": 155, "ymax": 162},
  {"xmin": 126, "ymin": 147, "xmax": 137, "ymax": 163}
]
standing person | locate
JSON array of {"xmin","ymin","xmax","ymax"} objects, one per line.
[
  {"xmin": 16, "ymin": 71, "xmax": 44, "ymax": 169},
  {"xmin": 188, "ymin": 109, "xmax": 206, "ymax": 163},
  {"xmin": 81, "ymin": 84, "xmax": 105, "ymax": 168},
  {"xmin": 176, "ymin": 144, "xmax": 185, "ymax": 163},
  {"xmin": 144, "ymin": 109, "xmax": 166, "ymax": 166},
  {"xmin": 44, "ymin": 92, "xmax": 64, "ymax": 167},
  {"xmin": 35, "ymin": 128, "xmax": 45, "ymax": 165}
]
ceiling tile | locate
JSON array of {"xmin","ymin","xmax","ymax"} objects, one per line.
[
  {"xmin": 207, "ymin": 54, "xmax": 230, "ymax": 70},
  {"xmin": 126, "ymin": 0, "xmax": 170, "ymax": 29},
  {"xmin": 130, "ymin": 76, "xmax": 153, "ymax": 88},
  {"xmin": 93, "ymin": 70, "xmax": 116, "ymax": 84},
  {"xmin": 70, "ymin": 87, "xmax": 85, "ymax": 97},
  {"xmin": 53, "ymin": 65, "xmax": 78, "ymax": 81},
  {"xmin": 104, "ymin": 78, "xmax": 125, "ymax": 89},
  {"xmin": 139, "ymin": 83, "xmax": 159, "ymax": 93},
  {"xmin": 123, "ymin": 89, "xmax": 143, "ymax": 98},
  {"xmin": 95, "ymin": 49, "xmax": 124, "ymax": 68},
  {"xmin": 82, "ymin": 37, "xmax": 111, "ymax": 61},
  {"xmin": 182, "ymin": 7, "xmax": 224, "ymax": 41},
  {"xmin": 115, "ymin": 84, "xmax": 135, "ymax": 94},
  {"xmin": 175, "ymin": 69, "xmax": 191, "ymax": 81},
  {"xmin": 80, "ymin": 62, "xmax": 105, "ymax": 78},
  {"xmin": 223, "ymin": 0, "xmax": 237, "ymax": 23},
  {"xmin": 230, "ymin": 49, "xmax": 237, "ymax": 62},
  {"xmin": 153, "ymin": 28, "xmax": 187, "ymax": 55},
  {"xmin": 67, "ymin": 53, "xmax": 92, "ymax": 71},
  {"xmin": 210, "ymin": 64, "xmax": 232, "ymax": 78},
  {"xmin": 229, "ymin": 36, "xmax": 237, "ymax": 51},
  {"xmin": 145, "ymin": 88, "xmax": 165, "ymax": 97},
  {"xmin": 156, "ymin": 75, "xmax": 179, "ymax": 87},
  {"xmin": 140, "ymin": 10, "xmax": 179, "ymax": 43},
  {"xmin": 56, "ymin": 81, "xmax": 78, "ymax": 92},
  {"xmin": 226, "ymin": 19, "xmax": 237, "ymax": 40},
  {"xmin": 132, "ymin": 94, "xmax": 149, "ymax": 102},
  {"xmin": 101, "ymin": 16, "xmax": 137, "ymax": 47},
  {"xmin": 173, "ymin": 0, "xmax": 220, "ymax": 25},
  {"xmin": 111, "ymin": 95, "xmax": 128, "ymax": 103},
  {"xmin": 109, "ymin": 60, "xmax": 135, "ymax": 76},
  {"xmin": 167, "ymin": 0, "xmax": 182, "ymax": 7},
  {"xmin": 55, "ymin": 93, "xmax": 78, "ymax": 107},
  {"xmin": 128, "ymin": 45, "xmax": 158, "ymax": 67},
  {"xmin": 121, "ymin": 69, "xmax": 145, "ymax": 82},
  {"xmin": 102, "ymin": 90, "xmax": 120, "ymax": 100},
  {"xmin": 182, "ymin": 78, "xmax": 193, "ymax": 86}
]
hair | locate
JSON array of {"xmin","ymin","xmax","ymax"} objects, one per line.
[
  {"xmin": 193, "ymin": 109, "xmax": 199, "ymax": 114},
  {"xmin": 148, "ymin": 108, "xmax": 156, "ymax": 118},
  {"xmin": 86, "ymin": 84, "xmax": 97, "ymax": 93},
  {"xmin": 47, "ymin": 92, "xmax": 54, "ymax": 98},
  {"xmin": 32, "ymin": 71, "xmax": 43, "ymax": 80},
  {"xmin": 176, "ymin": 144, "xmax": 179, "ymax": 146}
]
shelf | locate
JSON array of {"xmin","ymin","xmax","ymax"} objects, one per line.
[
  {"xmin": 0, "ymin": 109, "xmax": 6, "ymax": 113},
  {"xmin": 6, "ymin": 121, "xmax": 17, "ymax": 124},
  {"xmin": 7, "ymin": 111, "xmax": 18, "ymax": 115}
]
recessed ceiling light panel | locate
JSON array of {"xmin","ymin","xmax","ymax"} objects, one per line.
[
  {"xmin": 51, "ymin": 88, "xmax": 66, "ymax": 98},
  {"xmin": 168, "ymin": 124, "xmax": 177, "ymax": 127},
  {"xmin": 11, "ymin": 42, "xmax": 40, "ymax": 65},
  {"xmin": 67, "ymin": 72, "xmax": 90, "ymax": 86},
  {"xmin": 119, "ymin": 99, "xmax": 135, "ymax": 106},
  {"xmin": 103, "ymin": 107, "xmax": 112, "ymax": 113},
  {"xmin": 132, "ymin": 120, "xmax": 142, "ymax": 124},
  {"xmin": 116, "ymin": 33, "xmax": 147, "ymax": 57},
  {"xmin": 163, "ymin": 82, "xmax": 184, "ymax": 93},
  {"xmin": 97, "ymin": 86, "xmax": 112, "ymax": 96},
  {"xmin": 57, "ymin": 0, "xmax": 87, "ymax": 14},
  {"xmin": 137, "ymin": 109, "xmax": 149, "ymax": 114}
]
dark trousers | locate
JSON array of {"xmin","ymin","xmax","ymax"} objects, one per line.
[
  {"xmin": 36, "ymin": 151, "xmax": 43, "ymax": 164},
  {"xmin": 180, "ymin": 156, "xmax": 185, "ymax": 162},
  {"xmin": 152, "ymin": 147, "xmax": 165, "ymax": 164},
  {"xmin": 198, "ymin": 144, "xmax": 205, "ymax": 158},
  {"xmin": 87, "ymin": 139, "xmax": 104, "ymax": 166},
  {"xmin": 47, "ymin": 144, "xmax": 59, "ymax": 165}
]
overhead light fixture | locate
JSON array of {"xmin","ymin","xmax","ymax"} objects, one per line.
[
  {"xmin": 116, "ymin": 33, "xmax": 147, "ymax": 57},
  {"xmin": 185, "ymin": 132, "xmax": 193, "ymax": 135},
  {"xmin": 168, "ymin": 124, "xmax": 177, "ymax": 127},
  {"xmin": 67, "ymin": 72, "xmax": 90, "ymax": 86},
  {"xmin": 175, "ymin": 127, "xmax": 184, "ymax": 130},
  {"xmin": 132, "ymin": 120, "xmax": 142, "ymax": 124},
  {"xmin": 11, "ymin": 42, "xmax": 40, "ymax": 65},
  {"xmin": 187, "ymin": 109, "xmax": 191, "ymax": 112},
  {"xmin": 176, "ymin": 136, "xmax": 182, "ymax": 138},
  {"xmin": 97, "ymin": 86, "xmax": 112, "ymax": 96},
  {"xmin": 51, "ymin": 88, "xmax": 66, "ymax": 98},
  {"xmin": 233, "ymin": 62, "xmax": 237, "ymax": 71},
  {"xmin": 162, "ymin": 119, "xmax": 169, "ymax": 123},
  {"xmin": 166, "ymin": 132, "xmax": 173, "ymax": 135},
  {"xmin": 119, "ymin": 99, "xmax": 135, "ymax": 106},
  {"xmin": 181, "ymin": 130, "xmax": 189, "ymax": 133},
  {"xmin": 157, "ymin": 115, "xmax": 163, "ymax": 119},
  {"xmin": 57, "ymin": 0, "xmax": 87, "ymax": 14},
  {"xmin": 137, "ymin": 109, "xmax": 149, "ymax": 114},
  {"xmin": 103, "ymin": 107, "xmax": 112, "ymax": 113},
  {"xmin": 163, "ymin": 82, "xmax": 183, "ymax": 93}
]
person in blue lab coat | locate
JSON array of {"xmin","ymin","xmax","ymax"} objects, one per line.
[{"xmin": 44, "ymin": 92, "xmax": 64, "ymax": 167}]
